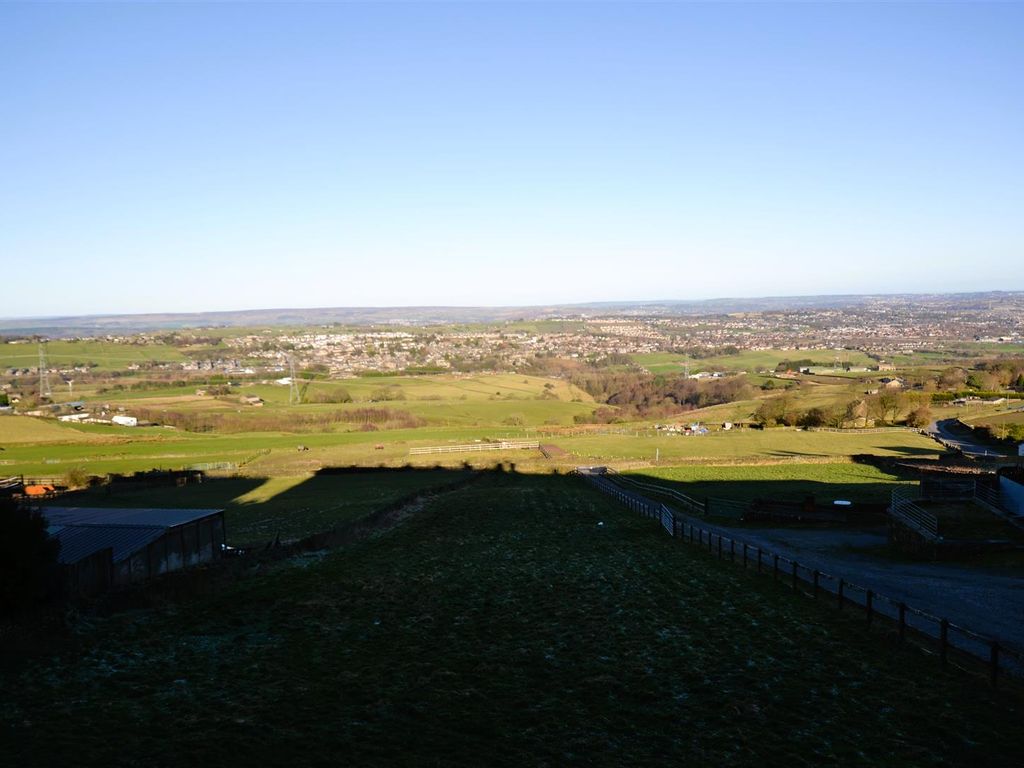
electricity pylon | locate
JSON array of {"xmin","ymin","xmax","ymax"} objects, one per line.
[
  {"xmin": 288, "ymin": 355, "xmax": 301, "ymax": 405},
  {"xmin": 38, "ymin": 343, "xmax": 52, "ymax": 400}
]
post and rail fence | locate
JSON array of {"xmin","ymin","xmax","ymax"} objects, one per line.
[
  {"xmin": 573, "ymin": 467, "xmax": 1022, "ymax": 687},
  {"xmin": 409, "ymin": 440, "xmax": 540, "ymax": 456}
]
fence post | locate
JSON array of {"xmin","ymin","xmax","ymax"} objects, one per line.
[
  {"xmin": 866, "ymin": 590, "xmax": 873, "ymax": 626},
  {"xmin": 812, "ymin": 570, "xmax": 819, "ymax": 598},
  {"xmin": 898, "ymin": 603, "xmax": 906, "ymax": 641},
  {"xmin": 791, "ymin": 561, "xmax": 798, "ymax": 591},
  {"xmin": 757, "ymin": 549, "xmax": 762, "ymax": 574},
  {"xmin": 990, "ymin": 642, "xmax": 1000, "ymax": 688},
  {"xmin": 717, "ymin": 536, "xmax": 722, "ymax": 560},
  {"xmin": 773, "ymin": 554, "xmax": 779, "ymax": 582},
  {"xmin": 838, "ymin": 579, "xmax": 844, "ymax": 609},
  {"xmin": 743, "ymin": 543, "xmax": 748, "ymax": 569},
  {"xmin": 730, "ymin": 540, "xmax": 735, "ymax": 563},
  {"xmin": 689, "ymin": 525, "xmax": 694, "ymax": 544},
  {"xmin": 940, "ymin": 619, "xmax": 949, "ymax": 667}
]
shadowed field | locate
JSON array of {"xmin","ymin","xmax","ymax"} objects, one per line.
[{"xmin": 4, "ymin": 472, "xmax": 1021, "ymax": 766}]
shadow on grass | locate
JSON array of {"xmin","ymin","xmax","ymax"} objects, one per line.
[
  {"xmin": 44, "ymin": 463, "xmax": 525, "ymax": 547},
  {"xmin": 621, "ymin": 466, "xmax": 922, "ymax": 510}
]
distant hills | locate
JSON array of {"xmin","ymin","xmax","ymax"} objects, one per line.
[{"xmin": 2, "ymin": 292, "xmax": 1021, "ymax": 336}]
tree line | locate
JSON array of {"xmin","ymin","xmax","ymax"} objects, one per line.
[{"xmin": 568, "ymin": 372, "xmax": 751, "ymax": 423}]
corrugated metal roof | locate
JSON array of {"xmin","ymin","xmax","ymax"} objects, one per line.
[
  {"xmin": 53, "ymin": 524, "xmax": 165, "ymax": 565},
  {"xmin": 43, "ymin": 507, "xmax": 222, "ymax": 529},
  {"xmin": 44, "ymin": 507, "xmax": 223, "ymax": 565}
]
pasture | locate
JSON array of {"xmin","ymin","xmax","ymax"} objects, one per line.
[
  {"xmin": 562, "ymin": 428, "xmax": 941, "ymax": 464},
  {"xmin": 633, "ymin": 349, "xmax": 877, "ymax": 374},
  {"xmin": 627, "ymin": 462, "xmax": 917, "ymax": 505},
  {"xmin": 3, "ymin": 472, "xmax": 1020, "ymax": 765},
  {"xmin": 962, "ymin": 409, "xmax": 1024, "ymax": 428},
  {"xmin": 0, "ymin": 405, "xmax": 945, "ymax": 479},
  {"xmin": 0, "ymin": 340, "xmax": 187, "ymax": 371},
  {"xmin": 47, "ymin": 469, "xmax": 472, "ymax": 545},
  {"xmin": 0, "ymin": 416, "xmax": 107, "ymax": 444}
]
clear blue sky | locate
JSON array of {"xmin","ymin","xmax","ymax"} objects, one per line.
[{"xmin": 2, "ymin": 2, "xmax": 1021, "ymax": 317}]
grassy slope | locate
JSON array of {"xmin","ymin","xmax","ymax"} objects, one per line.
[
  {"xmin": 963, "ymin": 410, "xmax": 1024, "ymax": 428},
  {"xmin": 3, "ymin": 472, "xmax": 1020, "ymax": 766},
  {"xmin": 628, "ymin": 463, "xmax": 917, "ymax": 504},
  {"xmin": 2, "ymin": 416, "xmax": 943, "ymax": 477},
  {"xmin": 562, "ymin": 429, "xmax": 941, "ymax": 463},
  {"xmin": 0, "ymin": 416, "xmax": 107, "ymax": 444},
  {"xmin": 47, "ymin": 470, "xmax": 472, "ymax": 545},
  {"xmin": 634, "ymin": 349, "xmax": 876, "ymax": 374},
  {"xmin": 1, "ymin": 340, "xmax": 187, "ymax": 371}
]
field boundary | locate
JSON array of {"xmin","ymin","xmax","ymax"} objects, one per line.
[
  {"xmin": 409, "ymin": 441, "xmax": 539, "ymax": 455},
  {"xmin": 576, "ymin": 467, "xmax": 1022, "ymax": 687}
]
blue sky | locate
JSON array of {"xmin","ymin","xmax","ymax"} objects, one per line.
[{"xmin": 1, "ymin": 2, "xmax": 1021, "ymax": 317}]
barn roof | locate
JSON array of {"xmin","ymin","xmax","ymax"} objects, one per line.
[
  {"xmin": 43, "ymin": 506, "xmax": 222, "ymax": 529},
  {"xmin": 43, "ymin": 507, "xmax": 223, "ymax": 565},
  {"xmin": 49, "ymin": 524, "xmax": 166, "ymax": 565}
]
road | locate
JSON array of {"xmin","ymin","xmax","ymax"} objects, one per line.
[{"xmin": 928, "ymin": 417, "xmax": 1010, "ymax": 458}]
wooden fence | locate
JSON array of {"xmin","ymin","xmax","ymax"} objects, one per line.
[
  {"xmin": 409, "ymin": 441, "xmax": 540, "ymax": 456},
  {"xmin": 576, "ymin": 468, "xmax": 1022, "ymax": 687}
]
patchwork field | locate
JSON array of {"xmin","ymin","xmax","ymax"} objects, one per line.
[
  {"xmin": 1, "ymin": 414, "xmax": 944, "ymax": 478},
  {"xmin": 3, "ymin": 472, "xmax": 1020, "ymax": 765}
]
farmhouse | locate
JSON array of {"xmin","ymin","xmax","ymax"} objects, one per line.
[{"xmin": 44, "ymin": 506, "xmax": 225, "ymax": 595}]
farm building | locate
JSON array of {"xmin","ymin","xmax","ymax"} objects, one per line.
[
  {"xmin": 111, "ymin": 414, "xmax": 138, "ymax": 427},
  {"xmin": 43, "ymin": 506, "xmax": 225, "ymax": 595}
]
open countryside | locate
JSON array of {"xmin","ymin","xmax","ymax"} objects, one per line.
[{"xmin": 5, "ymin": 2, "xmax": 1024, "ymax": 765}]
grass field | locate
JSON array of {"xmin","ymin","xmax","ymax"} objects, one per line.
[
  {"xmin": 3, "ymin": 472, "xmax": 1020, "ymax": 765},
  {"xmin": 626, "ymin": 462, "xmax": 917, "ymax": 505},
  {"xmin": 633, "ymin": 349, "xmax": 877, "ymax": 374},
  {"xmin": 1, "ymin": 407, "xmax": 945, "ymax": 478},
  {"xmin": 1, "ymin": 340, "xmax": 187, "ymax": 371},
  {"xmin": 562, "ymin": 428, "xmax": 941, "ymax": 464},
  {"xmin": 0, "ymin": 416, "xmax": 107, "ymax": 445},
  {"xmin": 962, "ymin": 409, "xmax": 1024, "ymax": 428},
  {"xmin": 46, "ymin": 469, "xmax": 472, "ymax": 545},
  {"xmin": 83, "ymin": 373, "xmax": 598, "ymax": 430}
]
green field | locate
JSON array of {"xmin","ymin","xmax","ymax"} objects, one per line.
[
  {"xmin": 1, "ymin": 340, "xmax": 187, "ymax": 371},
  {"xmin": 633, "ymin": 349, "xmax": 877, "ymax": 374},
  {"xmin": 3, "ymin": 472, "xmax": 1020, "ymax": 765},
  {"xmin": 962, "ymin": 409, "xmax": 1024, "ymax": 428},
  {"xmin": 562, "ymin": 428, "xmax": 941, "ymax": 464},
  {"xmin": 46, "ymin": 469, "xmax": 472, "ymax": 545},
  {"xmin": 0, "ymin": 415, "xmax": 108, "ymax": 444},
  {"xmin": 1, "ymin": 415, "xmax": 943, "ymax": 479},
  {"xmin": 627, "ymin": 462, "xmax": 916, "ymax": 505}
]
